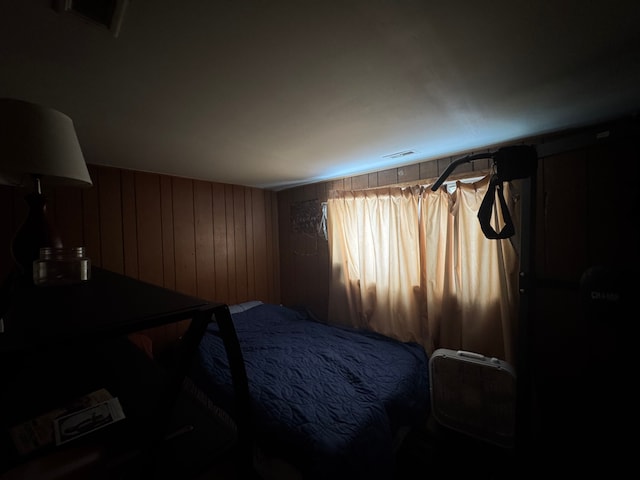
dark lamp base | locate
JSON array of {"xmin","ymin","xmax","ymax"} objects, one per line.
[{"xmin": 11, "ymin": 193, "xmax": 63, "ymax": 278}]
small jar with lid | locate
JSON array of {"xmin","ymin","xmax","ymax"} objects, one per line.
[{"xmin": 33, "ymin": 247, "xmax": 91, "ymax": 286}]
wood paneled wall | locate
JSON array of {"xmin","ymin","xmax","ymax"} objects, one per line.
[
  {"xmin": 1, "ymin": 165, "xmax": 280, "ymax": 351},
  {"xmin": 531, "ymin": 131, "xmax": 638, "ymax": 465}
]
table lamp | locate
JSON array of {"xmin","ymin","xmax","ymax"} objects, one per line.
[{"xmin": 0, "ymin": 98, "xmax": 93, "ymax": 278}]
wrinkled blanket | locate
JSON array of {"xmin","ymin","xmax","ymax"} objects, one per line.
[{"xmin": 190, "ymin": 303, "xmax": 430, "ymax": 479}]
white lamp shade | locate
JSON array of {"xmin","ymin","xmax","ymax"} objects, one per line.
[{"xmin": 0, "ymin": 98, "xmax": 93, "ymax": 188}]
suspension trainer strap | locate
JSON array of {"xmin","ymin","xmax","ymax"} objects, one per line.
[{"xmin": 477, "ymin": 175, "xmax": 515, "ymax": 239}]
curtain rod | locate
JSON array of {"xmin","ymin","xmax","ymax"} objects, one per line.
[{"xmin": 430, "ymin": 152, "xmax": 494, "ymax": 191}]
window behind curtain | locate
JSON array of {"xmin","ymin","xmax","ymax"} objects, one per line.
[{"xmin": 327, "ymin": 176, "xmax": 519, "ymax": 363}]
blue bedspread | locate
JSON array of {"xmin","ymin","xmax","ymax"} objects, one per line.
[{"xmin": 189, "ymin": 303, "xmax": 430, "ymax": 479}]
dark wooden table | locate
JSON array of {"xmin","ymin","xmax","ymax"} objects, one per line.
[{"xmin": 0, "ymin": 267, "xmax": 251, "ymax": 479}]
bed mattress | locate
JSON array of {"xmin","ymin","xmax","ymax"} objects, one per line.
[{"xmin": 189, "ymin": 303, "xmax": 430, "ymax": 479}]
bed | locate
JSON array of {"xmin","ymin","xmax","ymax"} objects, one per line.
[{"xmin": 187, "ymin": 301, "xmax": 431, "ymax": 479}]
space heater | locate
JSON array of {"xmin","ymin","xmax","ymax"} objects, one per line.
[{"xmin": 429, "ymin": 349, "xmax": 516, "ymax": 448}]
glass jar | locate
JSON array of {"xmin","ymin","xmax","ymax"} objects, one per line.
[{"xmin": 33, "ymin": 247, "xmax": 91, "ymax": 286}]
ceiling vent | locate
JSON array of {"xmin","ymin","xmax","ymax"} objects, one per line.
[
  {"xmin": 383, "ymin": 150, "xmax": 415, "ymax": 160},
  {"xmin": 53, "ymin": 0, "xmax": 129, "ymax": 37}
]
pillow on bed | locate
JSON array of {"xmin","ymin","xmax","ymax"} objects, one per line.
[{"xmin": 228, "ymin": 300, "xmax": 263, "ymax": 315}]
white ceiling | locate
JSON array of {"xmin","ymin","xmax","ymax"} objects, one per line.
[{"xmin": 1, "ymin": 1, "xmax": 639, "ymax": 191}]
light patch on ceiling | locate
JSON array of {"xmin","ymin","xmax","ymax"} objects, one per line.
[{"xmin": 307, "ymin": 120, "xmax": 532, "ymax": 186}]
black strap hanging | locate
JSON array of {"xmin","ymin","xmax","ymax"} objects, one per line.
[{"xmin": 477, "ymin": 174, "xmax": 515, "ymax": 239}]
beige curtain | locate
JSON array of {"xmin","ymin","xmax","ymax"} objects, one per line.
[{"xmin": 327, "ymin": 176, "xmax": 519, "ymax": 364}]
